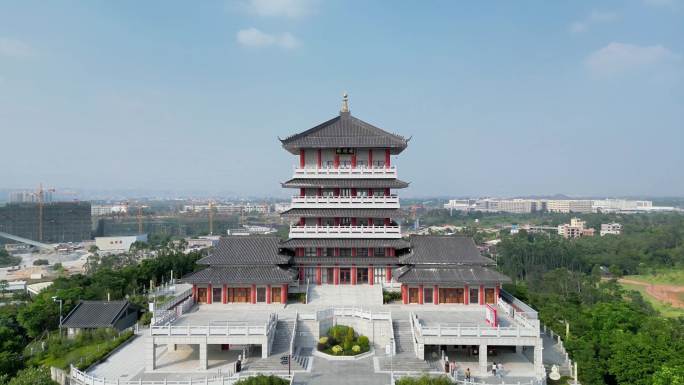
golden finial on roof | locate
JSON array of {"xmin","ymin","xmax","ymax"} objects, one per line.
[{"xmin": 340, "ymin": 92, "xmax": 349, "ymax": 113}]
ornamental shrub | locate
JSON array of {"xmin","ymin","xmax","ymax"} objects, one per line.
[
  {"xmin": 319, "ymin": 336, "xmax": 328, "ymax": 345},
  {"xmin": 331, "ymin": 345, "xmax": 343, "ymax": 355},
  {"xmin": 358, "ymin": 335, "xmax": 369, "ymax": 350},
  {"xmin": 352, "ymin": 345, "xmax": 361, "ymax": 353}
]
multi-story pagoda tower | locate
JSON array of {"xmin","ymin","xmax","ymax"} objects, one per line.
[{"xmin": 279, "ymin": 94, "xmax": 411, "ymax": 286}]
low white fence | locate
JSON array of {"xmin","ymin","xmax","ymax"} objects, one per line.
[
  {"xmin": 156, "ymin": 287, "xmax": 192, "ymax": 311},
  {"xmin": 70, "ymin": 366, "xmax": 293, "ymax": 385},
  {"xmin": 410, "ymin": 313, "xmax": 538, "ymax": 339},
  {"xmin": 300, "ymin": 307, "xmax": 391, "ymax": 322},
  {"xmin": 150, "ymin": 313, "xmax": 278, "ymax": 337},
  {"xmin": 152, "ymin": 295, "xmax": 195, "ymax": 326}
]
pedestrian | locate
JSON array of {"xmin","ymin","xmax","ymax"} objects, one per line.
[
  {"xmin": 492, "ymin": 361, "xmax": 497, "ymax": 376},
  {"xmin": 449, "ymin": 361, "xmax": 456, "ymax": 378},
  {"xmin": 465, "ymin": 368, "xmax": 471, "ymax": 382},
  {"xmin": 497, "ymin": 362, "xmax": 504, "ymax": 378}
]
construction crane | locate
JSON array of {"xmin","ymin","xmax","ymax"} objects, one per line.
[
  {"xmin": 208, "ymin": 201, "xmax": 215, "ymax": 235},
  {"xmin": 35, "ymin": 184, "xmax": 56, "ymax": 242},
  {"xmin": 137, "ymin": 205, "xmax": 144, "ymax": 234}
]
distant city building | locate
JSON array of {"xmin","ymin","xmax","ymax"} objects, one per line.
[
  {"xmin": 558, "ymin": 218, "xmax": 594, "ymax": 239},
  {"xmin": 546, "ymin": 200, "xmax": 593, "ymax": 213},
  {"xmin": 592, "ymin": 199, "xmax": 651, "ymax": 212},
  {"xmin": 600, "ymin": 223, "xmax": 623, "ymax": 236},
  {"xmin": 182, "ymin": 203, "xmax": 271, "ymax": 215},
  {"xmin": 273, "ymin": 202, "xmax": 290, "ymax": 213},
  {"xmin": 9, "ymin": 190, "xmax": 53, "ymax": 204},
  {"xmin": 91, "ymin": 204, "xmax": 129, "ymax": 216},
  {"xmin": 226, "ymin": 225, "xmax": 277, "ymax": 236},
  {"xmin": 94, "ymin": 234, "xmax": 148, "ymax": 253},
  {"xmin": 186, "ymin": 236, "xmax": 221, "ymax": 250},
  {"xmin": 0, "ymin": 202, "xmax": 92, "ymax": 243}
]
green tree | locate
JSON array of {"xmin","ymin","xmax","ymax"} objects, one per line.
[{"xmin": 5, "ymin": 367, "xmax": 55, "ymax": 385}]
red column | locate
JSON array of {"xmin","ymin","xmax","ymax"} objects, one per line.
[
  {"xmin": 317, "ymin": 218, "xmax": 322, "ymax": 226},
  {"xmin": 300, "ymin": 149, "xmax": 305, "ymax": 167},
  {"xmin": 351, "ymin": 188, "xmax": 357, "ymax": 197},
  {"xmin": 316, "ymin": 264, "xmax": 322, "ymax": 285},
  {"xmin": 368, "ymin": 149, "xmax": 373, "ymax": 166},
  {"xmin": 385, "ymin": 188, "xmax": 390, "ymax": 196},
  {"xmin": 207, "ymin": 284, "xmax": 213, "ymax": 304},
  {"xmin": 401, "ymin": 284, "xmax": 408, "ymax": 304},
  {"xmin": 299, "ymin": 266, "xmax": 304, "ymax": 283},
  {"xmin": 351, "ymin": 218, "xmax": 357, "ymax": 226},
  {"xmin": 281, "ymin": 284, "xmax": 288, "ymax": 304},
  {"xmin": 334, "ymin": 248, "xmax": 340, "ymax": 257},
  {"xmin": 369, "ymin": 248, "xmax": 374, "ymax": 257},
  {"xmin": 317, "ymin": 149, "xmax": 322, "ymax": 168},
  {"xmin": 299, "ymin": 218, "xmax": 305, "ymax": 226},
  {"xmin": 317, "ymin": 188, "xmax": 322, "ymax": 197},
  {"xmin": 192, "ymin": 284, "xmax": 197, "ymax": 301},
  {"xmin": 222, "ymin": 284, "xmax": 227, "ymax": 304},
  {"xmin": 386, "ymin": 265, "xmax": 392, "ymax": 282},
  {"xmin": 495, "ymin": 284, "xmax": 500, "ymax": 302},
  {"xmin": 351, "ymin": 153, "xmax": 357, "ymax": 168},
  {"xmin": 434, "ymin": 285, "xmax": 439, "ymax": 304},
  {"xmin": 334, "ymin": 153, "xmax": 340, "ymax": 169},
  {"xmin": 369, "ymin": 265, "xmax": 374, "ymax": 286},
  {"xmin": 385, "ymin": 149, "xmax": 390, "ymax": 168},
  {"xmin": 479, "ymin": 285, "xmax": 484, "ymax": 305},
  {"xmin": 464, "ymin": 284, "xmax": 469, "ymax": 305},
  {"xmin": 300, "ymin": 188, "xmax": 305, "ymax": 197},
  {"xmin": 266, "ymin": 284, "xmax": 271, "ymax": 304},
  {"xmin": 351, "ymin": 248, "xmax": 357, "ymax": 257},
  {"xmin": 334, "ymin": 265, "xmax": 339, "ymax": 285},
  {"xmin": 351, "ymin": 265, "xmax": 357, "ymax": 285},
  {"xmin": 251, "ymin": 284, "xmax": 256, "ymax": 304},
  {"xmin": 384, "ymin": 218, "xmax": 391, "ymax": 226},
  {"xmin": 418, "ymin": 284, "xmax": 424, "ymax": 304},
  {"xmin": 316, "ymin": 248, "xmax": 322, "ymax": 256}
]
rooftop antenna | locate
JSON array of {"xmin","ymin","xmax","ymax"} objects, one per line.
[{"xmin": 340, "ymin": 92, "xmax": 349, "ymax": 114}]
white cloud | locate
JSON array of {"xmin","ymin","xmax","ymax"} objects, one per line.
[
  {"xmin": 585, "ymin": 42, "xmax": 679, "ymax": 75},
  {"xmin": 0, "ymin": 37, "xmax": 35, "ymax": 58},
  {"xmin": 244, "ymin": 0, "xmax": 315, "ymax": 18},
  {"xmin": 569, "ymin": 10, "xmax": 618, "ymax": 34},
  {"xmin": 236, "ymin": 28, "xmax": 301, "ymax": 49}
]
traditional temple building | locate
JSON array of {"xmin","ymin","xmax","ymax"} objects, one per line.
[{"xmin": 182, "ymin": 95, "xmax": 510, "ymax": 305}]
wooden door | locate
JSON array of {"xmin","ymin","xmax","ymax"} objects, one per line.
[
  {"xmin": 409, "ymin": 287, "xmax": 420, "ymax": 304},
  {"xmin": 271, "ymin": 287, "xmax": 281, "ymax": 303},
  {"xmin": 485, "ymin": 288, "xmax": 496, "ymax": 304},
  {"xmin": 197, "ymin": 288, "xmax": 208, "ymax": 303}
]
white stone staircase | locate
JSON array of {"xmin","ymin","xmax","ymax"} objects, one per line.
[
  {"xmin": 376, "ymin": 319, "xmax": 436, "ymax": 372},
  {"xmin": 244, "ymin": 319, "xmax": 309, "ymax": 372},
  {"xmin": 307, "ymin": 284, "xmax": 383, "ymax": 306}
]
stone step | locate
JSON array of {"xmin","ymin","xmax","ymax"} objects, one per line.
[{"xmin": 377, "ymin": 354, "xmax": 435, "ymax": 372}]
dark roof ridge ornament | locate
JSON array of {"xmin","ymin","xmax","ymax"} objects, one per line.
[{"xmin": 340, "ymin": 92, "xmax": 350, "ymax": 116}]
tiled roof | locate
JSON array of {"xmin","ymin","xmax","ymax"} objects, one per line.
[
  {"xmin": 181, "ymin": 266, "xmax": 297, "ymax": 284},
  {"xmin": 294, "ymin": 256, "xmax": 400, "ymax": 265},
  {"xmin": 280, "ymin": 208, "xmax": 403, "ymax": 218},
  {"xmin": 61, "ymin": 301, "xmax": 137, "ymax": 328},
  {"xmin": 395, "ymin": 266, "xmax": 511, "ymax": 284},
  {"xmin": 400, "ymin": 235, "xmax": 494, "ymax": 265},
  {"xmin": 280, "ymin": 113, "xmax": 408, "ymax": 155},
  {"xmin": 282, "ymin": 178, "xmax": 410, "ymax": 189},
  {"xmin": 197, "ymin": 236, "xmax": 290, "ymax": 266},
  {"xmin": 281, "ymin": 238, "xmax": 411, "ymax": 249}
]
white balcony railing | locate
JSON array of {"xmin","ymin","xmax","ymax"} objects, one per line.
[
  {"xmin": 289, "ymin": 224, "xmax": 402, "ymax": 239},
  {"xmin": 290, "ymin": 195, "xmax": 400, "ymax": 208},
  {"xmin": 293, "ymin": 165, "xmax": 397, "ymax": 179}
]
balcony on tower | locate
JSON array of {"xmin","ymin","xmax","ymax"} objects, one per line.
[
  {"xmin": 292, "ymin": 165, "xmax": 397, "ymax": 179},
  {"xmin": 288, "ymin": 224, "xmax": 402, "ymax": 239},
  {"xmin": 290, "ymin": 194, "xmax": 400, "ymax": 209}
]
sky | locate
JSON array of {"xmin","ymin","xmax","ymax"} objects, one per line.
[{"xmin": 0, "ymin": 0, "xmax": 682, "ymax": 199}]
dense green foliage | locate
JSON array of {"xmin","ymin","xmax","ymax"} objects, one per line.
[
  {"xmin": 497, "ymin": 213, "xmax": 684, "ymax": 385},
  {"xmin": 498, "ymin": 213, "xmax": 684, "ymax": 281},
  {"xmin": 0, "ymin": 367, "xmax": 56, "ymax": 385},
  {"xmin": 0, "ymin": 249, "xmax": 20, "ymax": 268},
  {"xmin": 233, "ymin": 375, "xmax": 289, "ymax": 385},
  {"xmin": 26, "ymin": 329, "xmax": 134, "ymax": 370},
  {"xmin": 383, "ymin": 290, "xmax": 402, "ymax": 303},
  {"xmin": 0, "ymin": 246, "xmax": 204, "ymax": 380}
]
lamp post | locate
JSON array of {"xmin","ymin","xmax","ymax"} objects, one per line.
[{"xmin": 52, "ymin": 296, "xmax": 63, "ymax": 334}]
